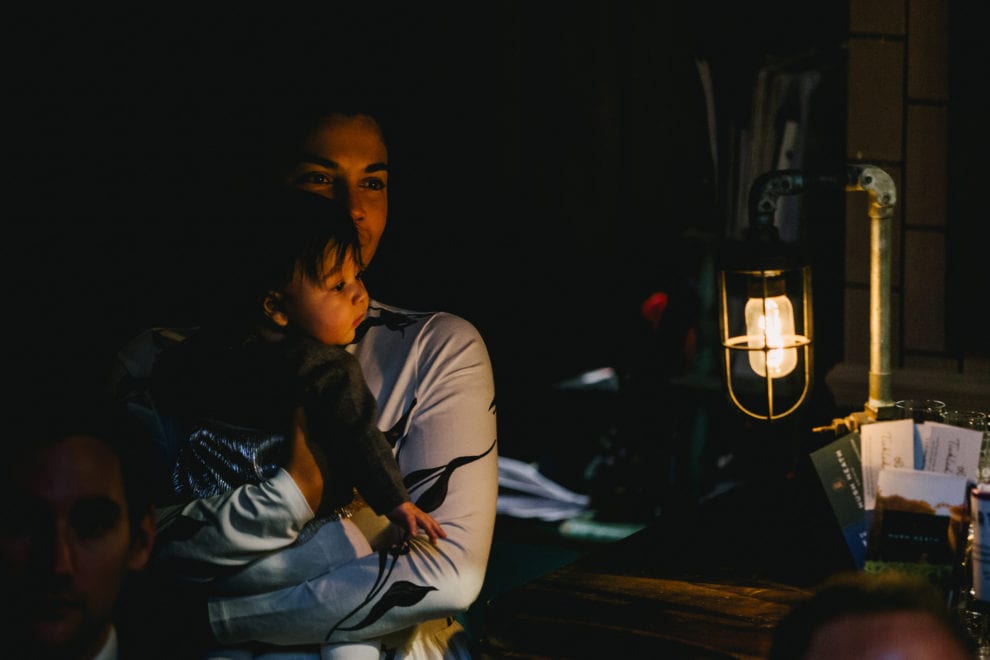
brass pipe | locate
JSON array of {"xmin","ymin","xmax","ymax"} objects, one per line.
[
  {"xmin": 845, "ymin": 165, "xmax": 896, "ymax": 416},
  {"xmin": 746, "ymin": 165, "xmax": 898, "ymax": 433}
]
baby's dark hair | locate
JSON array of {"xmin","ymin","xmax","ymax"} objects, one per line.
[{"xmin": 239, "ymin": 188, "xmax": 364, "ymax": 316}]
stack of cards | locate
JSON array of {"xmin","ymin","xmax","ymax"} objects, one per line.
[{"xmin": 812, "ymin": 418, "xmax": 985, "ymax": 575}]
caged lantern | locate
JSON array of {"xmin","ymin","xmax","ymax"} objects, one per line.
[{"xmin": 717, "ymin": 164, "xmax": 896, "ymax": 425}]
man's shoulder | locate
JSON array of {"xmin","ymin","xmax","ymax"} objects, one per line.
[
  {"xmin": 111, "ymin": 326, "xmax": 199, "ymax": 396},
  {"xmin": 117, "ymin": 326, "xmax": 197, "ymax": 363}
]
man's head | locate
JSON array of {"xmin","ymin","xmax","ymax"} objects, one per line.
[
  {"xmin": 768, "ymin": 571, "xmax": 973, "ymax": 660},
  {"xmin": 0, "ymin": 388, "xmax": 156, "ymax": 659}
]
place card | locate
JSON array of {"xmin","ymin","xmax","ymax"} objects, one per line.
[
  {"xmin": 863, "ymin": 466, "xmax": 971, "ymax": 592},
  {"xmin": 922, "ymin": 421, "xmax": 984, "ymax": 481},
  {"xmin": 810, "ymin": 419, "xmax": 975, "ymax": 570},
  {"xmin": 875, "ymin": 466, "xmax": 969, "ymax": 518},
  {"xmin": 861, "ymin": 418, "xmax": 917, "ymax": 511}
]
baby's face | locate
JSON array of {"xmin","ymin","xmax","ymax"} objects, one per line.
[{"xmin": 282, "ymin": 247, "xmax": 369, "ymax": 346}]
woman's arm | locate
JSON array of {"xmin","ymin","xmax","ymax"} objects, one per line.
[
  {"xmin": 207, "ymin": 310, "xmax": 499, "ymax": 645},
  {"xmin": 114, "ymin": 328, "xmax": 323, "ymax": 575}
]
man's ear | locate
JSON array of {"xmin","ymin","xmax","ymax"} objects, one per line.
[
  {"xmin": 262, "ymin": 291, "xmax": 290, "ymax": 327},
  {"xmin": 128, "ymin": 508, "xmax": 155, "ymax": 571}
]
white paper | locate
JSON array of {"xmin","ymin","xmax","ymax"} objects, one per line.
[
  {"xmin": 876, "ymin": 466, "xmax": 969, "ymax": 517},
  {"xmin": 496, "ymin": 457, "xmax": 591, "ymax": 521},
  {"xmin": 497, "ymin": 457, "xmax": 591, "ymax": 505},
  {"xmin": 862, "ymin": 418, "xmax": 916, "ymax": 510},
  {"xmin": 495, "ymin": 494, "xmax": 590, "ymax": 522},
  {"xmin": 922, "ymin": 421, "xmax": 984, "ymax": 480}
]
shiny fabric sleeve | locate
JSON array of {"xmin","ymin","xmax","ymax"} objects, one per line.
[{"xmin": 207, "ymin": 309, "xmax": 499, "ymax": 647}]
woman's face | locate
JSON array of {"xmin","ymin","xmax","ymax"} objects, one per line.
[{"xmin": 285, "ymin": 113, "xmax": 389, "ymax": 266}]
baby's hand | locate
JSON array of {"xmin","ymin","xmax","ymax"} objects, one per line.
[{"xmin": 387, "ymin": 501, "xmax": 447, "ymax": 545}]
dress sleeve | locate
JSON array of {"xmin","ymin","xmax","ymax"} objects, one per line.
[
  {"xmin": 207, "ymin": 312, "xmax": 499, "ymax": 646},
  {"xmin": 152, "ymin": 468, "xmax": 316, "ymax": 576}
]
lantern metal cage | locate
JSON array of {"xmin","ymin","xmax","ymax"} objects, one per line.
[{"xmin": 717, "ymin": 241, "xmax": 813, "ymax": 421}]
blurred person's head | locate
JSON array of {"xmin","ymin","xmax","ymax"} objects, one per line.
[
  {"xmin": 0, "ymin": 385, "xmax": 156, "ymax": 659},
  {"xmin": 768, "ymin": 571, "xmax": 973, "ymax": 660}
]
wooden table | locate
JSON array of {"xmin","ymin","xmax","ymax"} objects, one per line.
[
  {"xmin": 476, "ymin": 563, "xmax": 811, "ymax": 658},
  {"xmin": 476, "ymin": 458, "xmax": 858, "ymax": 659}
]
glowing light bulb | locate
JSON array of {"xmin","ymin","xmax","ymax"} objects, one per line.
[{"xmin": 744, "ymin": 294, "xmax": 797, "ymax": 378}]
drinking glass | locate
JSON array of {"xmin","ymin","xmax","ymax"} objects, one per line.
[
  {"xmin": 894, "ymin": 398, "xmax": 946, "ymax": 423},
  {"xmin": 944, "ymin": 410, "xmax": 989, "ymax": 432}
]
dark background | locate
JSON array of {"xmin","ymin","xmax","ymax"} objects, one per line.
[
  {"xmin": 8, "ymin": 3, "xmax": 982, "ymax": 487},
  {"xmin": 2, "ymin": 2, "xmax": 852, "ymax": 469}
]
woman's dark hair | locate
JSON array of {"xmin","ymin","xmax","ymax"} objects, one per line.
[{"xmin": 259, "ymin": 94, "xmax": 393, "ymax": 188}]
